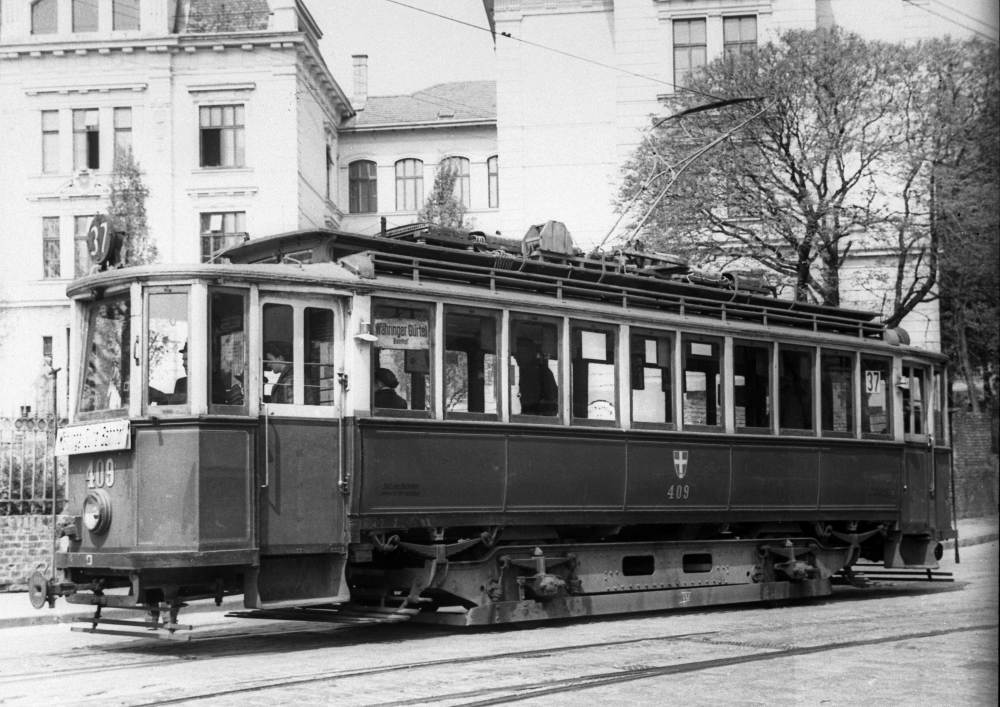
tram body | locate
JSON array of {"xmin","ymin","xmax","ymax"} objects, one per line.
[{"xmin": 39, "ymin": 224, "xmax": 955, "ymax": 627}]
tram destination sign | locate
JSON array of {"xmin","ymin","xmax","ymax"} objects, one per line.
[{"xmin": 375, "ymin": 318, "xmax": 429, "ymax": 350}]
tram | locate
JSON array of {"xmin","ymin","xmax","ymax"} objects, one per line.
[{"xmin": 32, "ymin": 220, "xmax": 955, "ymax": 631}]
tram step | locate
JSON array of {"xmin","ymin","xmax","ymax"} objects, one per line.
[{"xmin": 227, "ymin": 603, "xmax": 419, "ymax": 626}]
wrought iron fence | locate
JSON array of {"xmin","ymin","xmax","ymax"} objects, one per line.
[{"xmin": 0, "ymin": 416, "xmax": 67, "ymax": 515}]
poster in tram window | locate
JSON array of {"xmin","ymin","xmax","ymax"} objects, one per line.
[{"xmin": 375, "ymin": 318, "xmax": 429, "ymax": 350}]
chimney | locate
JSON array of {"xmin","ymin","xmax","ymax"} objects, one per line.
[{"xmin": 352, "ymin": 55, "xmax": 368, "ymax": 111}]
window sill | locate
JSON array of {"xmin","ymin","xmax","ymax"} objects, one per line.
[{"xmin": 193, "ymin": 166, "xmax": 253, "ymax": 175}]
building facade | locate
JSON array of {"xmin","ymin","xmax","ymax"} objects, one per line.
[
  {"xmin": 0, "ymin": 0, "xmax": 353, "ymax": 414},
  {"xmin": 338, "ymin": 62, "xmax": 499, "ymax": 237}
]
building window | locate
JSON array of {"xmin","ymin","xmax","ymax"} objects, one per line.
[
  {"xmin": 487, "ymin": 155, "xmax": 499, "ymax": 208},
  {"xmin": 673, "ymin": 19, "xmax": 707, "ymax": 88},
  {"xmin": 42, "ymin": 110, "xmax": 59, "ymax": 174},
  {"xmin": 75, "ymin": 216, "xmax": 92, "ymax": 278},
  {"xmin": 113, "ymin": 0, "xmax": 140, "ymax": 31},
  {"xmin": 348, "ymin": 160, "xmax": 377, "ymax": 213},
  {"xmin": 73, "ymin": 109, "xmax": 100, "ymax": 171},
  {"xmin": 114, "ymin": 108, "xmax": 132, "ymax": 160},
  {"xmin": 201, "ymin": 212, "xmax": 247, "ymax": 263},
  {"xmin": 32, "ymin": 0, "xmax": 57, "ymax": 34},
  {"xmin": 42, "ymin": 217, "xmax": 60, "ymax": 279},
  {"xmin": 43, "ymin": 336, "xmax": 54, "ymax": 366},
  {"xmin": 395, "ymin": 158, "xmax": 424, "ymax": 211},
  {"xmin": 723, "ymin": 16, "xmax": 757, "ymax": 60},
  {"xmin": 72, "ymin": 0, "xmax": 98, "ymax": 32},
  {"xmin": 199, "ymin": 105, "xmax": 245, "ymax": 168},
  {"xmin": 442, "ymin": 156, "xmax": 470, "ymax": 208},
  {"xmin": 325, "ymin": 145, "xmax": 333, "ymax": 202}
]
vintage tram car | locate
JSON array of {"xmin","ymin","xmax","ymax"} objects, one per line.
[{"xmin": 33, "ymin": 221, "xmax": 955, "ymax": 631}]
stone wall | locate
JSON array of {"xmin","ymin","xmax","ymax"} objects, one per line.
[
  {"xmin": 952, "ymin": 411, "xmax": 1000, "ymax": 519},
  {"xmin": 0, "ymin": 515, "xmax": 59, "ymax": 591}
]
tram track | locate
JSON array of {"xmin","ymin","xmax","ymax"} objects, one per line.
[{"xmin": 96, "ymin": 622, "xmax": 996, "ymax": 707}]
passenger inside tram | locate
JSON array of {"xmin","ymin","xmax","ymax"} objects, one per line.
[
  {"xmin": 374, "ymin": 367, "xmax": 408, "ymax": 409},
  {"xmin": 263, "ymin": 342, "xmax": 294, "ymax": 404},
  {"xmin": 514, "ymin": 337, "xmax": 559, "ymax": 416}
]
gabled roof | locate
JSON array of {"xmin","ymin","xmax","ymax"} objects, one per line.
[{"xmin": 343, "ymin": 80, "xmax": 497, "ymax": 130}]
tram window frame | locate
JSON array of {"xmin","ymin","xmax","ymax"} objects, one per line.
[
  {"xmin": 820, "ymin": 349, "xmax": 855, "ymax": 438},
  {"xmin": 443, "ymin": 305, "xmax": 501, "ymax": 421},
  {"xmin": 208, "ymin": 288, "xmax": 249, "ymax": 416},
  {"xmin": 143, "ymin": 286, "xmax": 191, "ymax": 416},
  {"xmin": 902, "ymin": 362, "xmax": 929, "ymax": 440},
  {"xmin": 630, "ymin": 328, "xmax": 675, "ymax": 430},
  {"xmin": 509, "ymin": 312, "xmax": 563, "ymax": 424},
  {"xmin": 860, "ymin": 355, "xmax": 893, "ymax": 439},
  {"xmin": 77, "ymin": 292, "xmax": 132, "ymax": 422},
  {"xmin": 570, "ymin": 321, "xmax": 618, "ymax": 427},
  {"xmin": 258, "ymin": 297, "xmax": 339, "ymax": 414},
  {"xmin": 681, "ymin": 334, "xmax": 723, "ymax": 433},
  {"xmin": 778, "ymin": 344, "xmax": 816, "ymax": 436},
  {"xmin": 732, "ymin": 339, "xmax": 772, "ymax": 435},
  {"xmin": 933, "ymin": 367, "xmax": 946, "ymax": 445},
  {"xmin": 371, "ymin": 298, "xmax": 435, "ymax": 419}
]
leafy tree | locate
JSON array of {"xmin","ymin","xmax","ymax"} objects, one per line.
[
  {"xmin": 419, "ymin": 160, "xmax": 469, "ymax": 228},
  {"xmin": 108, "ymin": 148, "xmax": 157, "ymax": 266},
  {"xmin": 616, "ymin": 28, "xmax": 912, "ymax": 307}
]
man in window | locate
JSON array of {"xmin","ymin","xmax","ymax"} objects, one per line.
[
  {"xmin": 263, "ymin": 342, "xmax": 294, "ymax": 404},
  {"xmin": 374, "ymin": 368, "xmax": 408, "ymax": 409},
  {"xmin": 514, "ymin": 338, "xmax": 558, "ymax": 416}
]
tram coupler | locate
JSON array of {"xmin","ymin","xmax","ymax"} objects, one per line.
[
  {"xmin": 28, "ymin": 570, "xmax": 101, "ymax": 610},
  {"xmin": 760, "ymin": 541, "xmax": 817, "ymax": 582},
  {"xmin": 507, "ymin": 548, "xmax": 578, "ymax": 601}
]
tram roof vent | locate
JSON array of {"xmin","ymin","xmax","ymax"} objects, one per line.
[{"xmin": 522, "ymin": 221, "xmax": 578, "ymax": 259}]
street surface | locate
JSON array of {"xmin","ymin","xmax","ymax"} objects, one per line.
[{"xmin": 1, "ymin": 541, "xmax": 996, "ymax": 707}]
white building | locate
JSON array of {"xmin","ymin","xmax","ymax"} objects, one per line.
[
  {"xmin": 488, "ymin": 0, "xmax": 997, "ymax": 351},
  {"xmin": 338, "ymin": 58, "xmax": 499, "ymax": 237},
  {"xmin": 0, "ymin": 0, "xmax": 353, "ymax": 415}
]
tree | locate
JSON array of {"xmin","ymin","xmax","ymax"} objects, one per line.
[
  {"xmin": 418, "ymin": 160, "xmax": 469, "ymax": 229},
  {"xmin": 108, "ymin": 148, "xmax": 157, "ymax": 266},
  {"xmin": 616, "ymin": 28, "xmax": 912, "ymax": 307}
]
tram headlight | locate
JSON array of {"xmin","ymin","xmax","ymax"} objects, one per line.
[{"xmin": 82, "ymin": 490, "xmax": 112, "ymax": 535}]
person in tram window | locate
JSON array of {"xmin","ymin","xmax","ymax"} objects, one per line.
[
  {"xmin": 263, "ymin": 341, "xmax": 294, "ymax": 404},
  {"xmin": 515, "ymin": 338, "xmax": 558, "ymax": 416},
  {"xmin": 374, "ymin": 367, "xmax": 408, "ymax": 409},
  {"xmin": 165, "ymin": 343, "xmax": 188, "ymax": 405}
]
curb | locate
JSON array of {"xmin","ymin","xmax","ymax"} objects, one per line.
[
  {"xmin": 0, "ymin": 597, "xmax": 244, "ymax": 630},
  {"xmin": 942, "ymin": 532, "xmax": 999, "ymax": 550}
]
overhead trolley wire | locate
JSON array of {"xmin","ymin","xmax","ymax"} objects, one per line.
[
  {"xmin": 380, "ymin": 0, "xmax": 727, "ymax": 102},
  {"xmin": 902, "ymin": 0, "xmax": 999, "ymax": 43},
  {"xmin": 926, "ymin": 0, "xmax": 999, "ymax": 32}
]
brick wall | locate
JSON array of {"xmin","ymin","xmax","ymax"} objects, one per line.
[
  {"xmin": 952, "ymin": 411, "xmax": 1000, "ymax": 519},
  {"xmin": 0, "ymin": 515, "xmax": 63, "ymax": 592}
]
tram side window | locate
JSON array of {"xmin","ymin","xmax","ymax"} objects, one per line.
[
  {"xmin": 510, "ymin": 316, "xmax": 560, "ymax": 419},
  {"xmin": 821, "ymin": 350, "xmax": 854, "ymax": 435},
  {"xmin": 304, "ymin": 308, "xmax": 335, "ymax": 406},
  {"xmin": 861, "ymin": 356, "xmax": 892, "ymax": 436},
  {"xmin": 444, "ymin": 308, "xmax": 499, "ymax": 417},
  {"xmin": 733, "ymin": 341, "xmax": 771, "ymax": 432},
  {"xmin": 147, "ymin": 290, "xmax": 189, "ymax": 409},
  {"xmin": 262, "ymin": 304, "xmax": 294, "ymax": 404},
  {"xmin": 902, "ymin": 365, "xmax": 926, "ymax": 436},
  {"xmin": 79, "ymin": 297, "xmax": 131, "ymax": 415},
  {"xmin": 779, "ymin": 346, "xmax": 814, "ymax": 433},
  {"xmin": 571, "ymin": 324, "xmax": 617, "ymax": 422},
  {"xmin": 372, "ymin": 301, "xmax": 432, "ymax": 413},
  {"xmin": 631, "ymin": 332, "xmax": 673, "ymax": 426},
  {"xmin": 209, "ymin": 291, "xmax": 247, "ymax": 409},
  {"xmin": 682, "ymin": 337, "xmax": 721, "ymax": 430}
]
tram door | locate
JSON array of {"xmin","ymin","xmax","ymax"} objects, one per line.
[
  {"xmin": 900, "ymin": 365, "xmax": 932, "ymax": 532},
  {"xmin": 253, "ymin": 296, "xmax": 346, "ymax": 605}
]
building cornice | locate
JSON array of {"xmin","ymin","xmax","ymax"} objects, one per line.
[{"xmin": 342, "ymin": 118, "xmax": 497, "ymax": 133}]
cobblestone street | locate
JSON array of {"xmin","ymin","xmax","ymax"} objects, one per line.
[{"xmin": 1, "ymin": 540, "xmax": 995, "ymax": 707}]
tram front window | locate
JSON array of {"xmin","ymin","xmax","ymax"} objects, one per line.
[
  {"xmin": 209, "ymin": 290, "xmax": 247, "ymax": 410},
  {"xmin": 147, "ymin": 290, "xmax": 189, "ymax": 409},
  {"xmin": 445, "ymin": 308, "xmax": 499, "ymax": 416},
  {"xmin": 821, "ymin": 350, "xmax": 854, "ymax": 435},
  {"xmin": 304, "ymin": 307, "xmax": 335, "ymax": 406},
  {"xmin": 682, "ymin": 337, "xmax": 721, "ymax": 430},
  {"xmin": 79, "ymin": 297, "xmax": 130, "ymax": 415},
  {"xmin": 372, "ymin": 301, "xmax": 432, "ymax": 413},
  {"xmin": 861, "ymin": 356, "xmax": 891, "ymax": 436},
  {"xmin": 510, "ymin": 316, "xmax": 560, "ymax": 419}
]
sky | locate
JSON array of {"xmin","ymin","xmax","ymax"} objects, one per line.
[
  {"xmin": 311, "ymin": 0, "xmax": 998, "ymax": 104},
  {"xmin": 314, "ymin": 0, "xmax": 497, "ymax": 100}
]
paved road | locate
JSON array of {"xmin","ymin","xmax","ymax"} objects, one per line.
[{"xmin": 2, "ymin": 541, "xmax": 996, "ymax": 707}]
